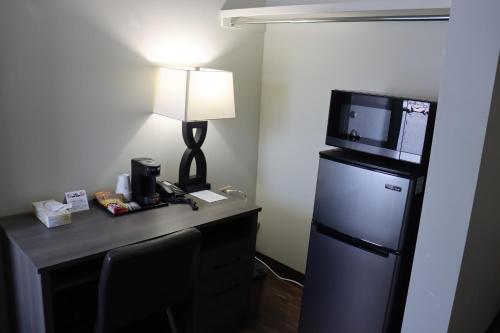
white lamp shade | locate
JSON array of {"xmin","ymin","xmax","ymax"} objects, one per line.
[{"xmin": 154, "ymin": 67, "xmax": 235, "ymax": 121}]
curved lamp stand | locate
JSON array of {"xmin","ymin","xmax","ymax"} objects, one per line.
[{"xmin": 177, "ymin": 121, "xmax": 211, "ymax": 193}]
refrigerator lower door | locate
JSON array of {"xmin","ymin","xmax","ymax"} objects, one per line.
[
  {"xmin": 299, "ymin": 224, "xmax": 398, "ymax": 333},
  {"xmin": 314, "ymin": 157, "xmax": 412, "ymax": 251}
]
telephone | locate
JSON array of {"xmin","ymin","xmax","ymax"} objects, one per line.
[
  {"xmin": 156, "ymin": 180, "xmax": 186, "ymax": 199},
  {"xmin": 156, "ymin": 180, "xmax": 198, "ymax": 211}
]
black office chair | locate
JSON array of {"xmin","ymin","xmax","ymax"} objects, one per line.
[{"xmin": 95, "ymin": 228, "xmax": 201, "ymax": 333}]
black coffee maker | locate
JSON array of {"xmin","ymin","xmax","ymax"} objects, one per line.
[{"xmin": 131, "ymin": 158, "xmax": 161, "ymax": 206}]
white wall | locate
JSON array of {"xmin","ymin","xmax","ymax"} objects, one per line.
[
  {"xmin": 256, "ymin": 21, "xmax": 448, "ymax": 272},
  {"xmin": 448, "ymin": 58, "xmax": 500, "ymax": 333},
  {"xmin": 402, "ymin": 0, "xmax": 500, "ymax": 332},
  {"xmin": 0, "ymin": 0, "xmax": 264, "ymax": 217}
]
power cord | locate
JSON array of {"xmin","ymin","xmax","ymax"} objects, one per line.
[{"xmin": 255, "ymin": 256, "xmax": 304, "ymax": 288}]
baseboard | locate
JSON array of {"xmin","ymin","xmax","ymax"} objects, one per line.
[{"xmin": 255, "ymin": 251, "xmax": 305, "ymax": 284}]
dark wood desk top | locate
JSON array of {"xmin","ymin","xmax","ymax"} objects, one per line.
[{"xmin": 0, "ymin": 194, "xmax": 261, "ymax": 273}]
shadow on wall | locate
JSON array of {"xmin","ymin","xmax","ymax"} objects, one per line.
[
  {"xmin": 256, "ymin": 187, "xmax": 315, "ymax": 264},
  {"xmin": 0, "ymin": 0, "xmax": 156, "ymax": 215},
  {"xmin": 208, "ymin": 39, "xmax": 264, "ymax": 201}
]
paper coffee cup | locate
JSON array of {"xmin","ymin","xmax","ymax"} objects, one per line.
[{"xmin": 115, "ymin": 173, "xmax": 132, "ymax": 202}]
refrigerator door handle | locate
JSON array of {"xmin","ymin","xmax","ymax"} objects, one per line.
[{"xmin": 314, "ymin": 222, "xmax": 399, "ymax": 257}]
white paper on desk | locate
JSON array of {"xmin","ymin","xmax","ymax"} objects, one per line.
[{"xmin": 190, "ymin": 190, "xmax": 227, "ymax": 203}]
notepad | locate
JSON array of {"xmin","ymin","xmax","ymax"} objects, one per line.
[{"xmin": 190, "ymin": 190, "xmax": 227, "ymax": 203}]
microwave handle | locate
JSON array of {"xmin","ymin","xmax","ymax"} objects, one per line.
[{"xmin": 349, "ymin": 129, "xmax": 361, "ymax": 141}]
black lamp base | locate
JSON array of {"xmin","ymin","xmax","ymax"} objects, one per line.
[
  {"xmin": 177, "ymin": 121, "xmax": 211, "ymax": 193},
  {"xmin": 176, "ymin": 181, "xmax": 211, "ymax": 194}
]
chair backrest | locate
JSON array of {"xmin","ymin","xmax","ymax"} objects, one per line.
[{"xmin": 95, "ymin": 228, "xmax": 201, "ymax": 333}]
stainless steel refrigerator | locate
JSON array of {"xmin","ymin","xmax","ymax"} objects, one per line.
[{"xmin": 299, "ymin": 149, "xmax": 427, "ymax": 333}]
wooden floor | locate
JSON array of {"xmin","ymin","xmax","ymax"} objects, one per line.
[{"xmin": 240, "ymin": 274, "xmax": 303, "ymax": 333}]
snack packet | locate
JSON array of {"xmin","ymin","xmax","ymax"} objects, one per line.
[{"xmin": 95, "ymin": 191, "xmax": 130, "ymax": 215}]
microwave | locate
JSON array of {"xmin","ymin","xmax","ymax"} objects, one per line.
[{"xmin": 326, "ymin": 90, "xmax": 437, "ymax": 165}]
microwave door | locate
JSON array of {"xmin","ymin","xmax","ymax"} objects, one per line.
[
  {"xmin": 327, "ymin": 91, "xmax": 406, "ymax": 161},
  {"xmin": 333, "ymin": 102, "xmax": 401, "ymax": 160},
  {"xmin": 344, "ymin": 104, "xmax": 392, "ymax": 144}
]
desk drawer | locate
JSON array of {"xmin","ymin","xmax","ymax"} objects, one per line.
[
  {"xmin": 200, "ymin": 239, "xmax": 253, "ymax": 280},
  {"xmin": 199, "ymin": 268, "xmax": 250, "ymax": 299},
  {"xmin": 198, "ymin": 276, "xmax": 250, "ymax": 333},
  {"xmin": 51, "ymin": 257, "xmax": 103, "ymax": 292}
]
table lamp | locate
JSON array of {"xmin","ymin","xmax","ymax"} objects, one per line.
[{"xmin": 153, "ymin": 67, "xmax": 235, "ymax": 193}]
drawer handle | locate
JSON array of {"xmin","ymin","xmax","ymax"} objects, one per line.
[
  {"xmin": 213, "ymin": 283, "xmax": 241, "ymax": 298},
  {"xmin": 213, "ymin": 257, "xmax": 241, "ymax": 271}
]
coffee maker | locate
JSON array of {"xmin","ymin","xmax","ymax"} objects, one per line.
[{"xmin": 131, "ymin": 158, "xmax": 161, "ymax": 206}]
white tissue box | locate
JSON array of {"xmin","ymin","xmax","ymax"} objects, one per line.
[{"xmin": 33, "ymin": 200, "xmax": 72, "ymax": 228}]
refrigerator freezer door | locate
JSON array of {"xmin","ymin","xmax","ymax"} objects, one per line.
[
  {"xmin": 299, "ymin": 225, "xmax": 397, "ymax": 333},
  {"xmin": 314, "ymin": 157, "xmax": 411, "ymax": 251}
]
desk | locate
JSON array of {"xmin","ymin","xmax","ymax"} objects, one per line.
[{"xmin": 0, "ymin": 194, "xmax": 261, "ymax": 333}]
